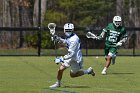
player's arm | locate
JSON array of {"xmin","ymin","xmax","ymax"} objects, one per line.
[
  {"xmin": 119, "ymin": 34, "xmax": 128, "ymax": 43},
  {"xmin": 97, "ymin": 28, "xmax": 107, "ymax": 40},
  {"xmin": 52, "ymin": 35, "xmax": 67, "ymax": 44},
  {"xmin": 63, "ymin": 41, "xmax": 77, "ymax": 60},
  {"xmin": 116, "ymin": 34, "xmax": 127, "ymax": 47},
  {"xmin": 116, "ymin": 29, "xmax": 128, "ymax": 47},
  {"xmin": 53, "ymin": 38, "xmax": 77, "ymax": 64},
  {"xmin": 58, "ymin": 38, "xmax": 67, "ymax": 44}
]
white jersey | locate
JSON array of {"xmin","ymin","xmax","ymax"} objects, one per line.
[{"xmin": 60, "ymin": 33, "xmax": 83, "ymax": 63}]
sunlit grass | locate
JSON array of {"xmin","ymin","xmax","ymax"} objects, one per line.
[{"xmin": 0, "ymin": 56, "xmax": 140, "ymax": 93}]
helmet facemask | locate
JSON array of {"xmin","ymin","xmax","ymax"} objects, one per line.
[
  {"xmin": 64, "ymin": 29, "xmax": 73, "ymax": 37},
  {"xmin": 64, "ymin": 23, "xmax": 74, "ymax": 37}
]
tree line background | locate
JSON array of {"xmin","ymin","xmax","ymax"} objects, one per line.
[{"xmin": 0, "ymin": 0, "xmax": 140, "ymax": 49}]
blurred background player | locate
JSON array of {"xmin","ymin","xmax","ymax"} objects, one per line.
[
  {"xmin": 49, "ymin": 23, "xmax": 95, "ymax": 88},
  {"xmin": 96, "ymin": 16, "xmax": 128, "ymax": 75},
  {"xmin": 88, "ymin": 16, "xmax": 128, "ymax": 75}
]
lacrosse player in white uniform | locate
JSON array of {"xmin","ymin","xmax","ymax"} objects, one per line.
[{"xmin": 49, "ymin": 23, "xmax": 95, "ymax": 88}]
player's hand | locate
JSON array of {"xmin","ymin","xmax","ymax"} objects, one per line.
[
  {"xmin": 51, "ymin": 35, "xmax": 61, "ymax": 42},
  {"xmin": 54, "ymin": 56, "xmax": 64, "ymax": 64},
  {"xmin": 93, "ymin": 36, "xmax": 98, "ymax": 39},
  {"xmin": 116, "ymin": 42, "xmax": 122, "ymax": 47},
  {"xmin": 96, "ymin": 36, "xmax": 100, "ymax": 40},
  {"xmin": 96, "ymin": 36, "xmax": 102, "ymax": 40}
]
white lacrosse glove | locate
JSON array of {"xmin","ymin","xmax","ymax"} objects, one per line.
[
  {"xmin": 96, "ymin": 36, "xmax": 101, "ymax": 40},
  {"xmin": 54, "ymin": 56, "xmax": 64, "ymax": 64},
  {"xmin": 116, "ymin": 42, "xmax": 122, "ymax": 47}
]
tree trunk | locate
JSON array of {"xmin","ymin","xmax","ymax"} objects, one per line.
[
  {"xmin": 0, "ymin": 0, "xmax": 12, "ymax": 48},
  {"xmin": 18, "ymin": 0, "xmax": 32, "ymax": 48},
  {"xmin": 128, "ymin": 0, "xmax": 140, "ymax": 48},
  {"xmin": 133, "ymin": 0, "xmax": 140, "ymax": 48},
  {"xmin": 33, "ymin": 0, "xmax": 47, "ymax": 26},
  {"xmin": 0, "ymin": 0, "xmax": 33, "ymax": 48},
  {"xmin": 116, "ymin": 0, "xmax": 124, "ymax": 16}
]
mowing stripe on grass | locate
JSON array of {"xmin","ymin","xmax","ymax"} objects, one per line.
[
  {"xmin": 64, "ymin": 84, "xmax": 137, "ymax": 93},
  {"xmin": 46, "ymin": 88, "xmax": 77, "ymax": 93}
]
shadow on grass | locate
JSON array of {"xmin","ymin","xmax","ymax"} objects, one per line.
[
  {"xmin": 111, "ymin": 72, "xmax": 134, "ymax": 75},
  {"xmin": 45, "ymin": 88, "xmax": 77, "ymax": 93},
  {"xmin": 63, "ymin": 85, "xmax": 91, "ymax": 88}
]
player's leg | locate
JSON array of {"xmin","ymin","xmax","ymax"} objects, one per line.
[
  {"xmin": 50, "ymin": 59, "xmax": 71, "ymax": 88},
  {"xmin": 102, "ymin": 46, "xmax": 110, "ymax": 75},
  {"xmin": 70, "ymin": 61, "xmax": 95, "ymax": 78},
  {"xmin": 49, "ymin": 65, "xmax": 67, "ymax": 88},
  {"xmin": 105, "ymin": 56, "xmax": 107, "ymax": 61},
  {"xmin": 110, "ymin": 47, "xmax": 117, "ymax": 65},
  {"xmin": 112, "ymin": 54, "xmax": 116, "ymax": 65},
  {"xmin": 105, "ymin": 54, "xmax": 112, "ymax": 68},
  {"xmin": 102, "ymin": 47, "xmax": 117, "ymax": 75},
  {"xmin": 102, "ymin": 56, "xmax": 111, "ymax": 75}
]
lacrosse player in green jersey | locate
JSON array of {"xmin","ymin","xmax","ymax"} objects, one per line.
[{"xmin": 88, "ymin": 16, "xmax": 127, "ymax": 75}]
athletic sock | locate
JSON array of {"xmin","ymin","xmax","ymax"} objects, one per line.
[
  {"xmin": 83, "ymin": 70, "xmax": 89, "ymax": 74},
  {"xmin": 56, "ymin": 80, "xmax": 61, "ymax": 84}
]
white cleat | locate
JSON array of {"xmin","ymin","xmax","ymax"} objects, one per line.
[
  {"xmin": 101, "ymin": 71, "xmax": 107, "ymax": 75},
  {"xmin": 88, "ymin": 67, "xmax": 95, "ymax": 76},
  {"xmin": 49, "ymin": 82, "xmax": 60, "ymax": 88}
]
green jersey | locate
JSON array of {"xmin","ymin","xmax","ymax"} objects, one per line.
[{"xmin": 102, "ymin": 23, "xmax": 127, "ymax": 47}]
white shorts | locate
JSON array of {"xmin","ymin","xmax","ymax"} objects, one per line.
[
  {"xmin": 108, "ymin": 52, "xmax": 116, "ymax": 58},
  {"xmin": 70, "ymin": 60, "xmax": 83, "ymax": 74},
  {"xmin": 62, "ymin": 59, "xmax": 83, "ymax": 74}
]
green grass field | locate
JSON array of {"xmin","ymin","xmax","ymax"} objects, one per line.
[{"xmin": 0, "ymin": 56, "xmax": 140, "ymax": 93}]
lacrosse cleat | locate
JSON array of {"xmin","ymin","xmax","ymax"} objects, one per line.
[
  {"xmin": 49, "ymin": 82, "xmax": 60, "ymax": 88},
  {"xmin": 101, "ymin": 67, "xmax": 107, "ymax": 75},
  {"xmin": 87, "ymin": 67, "xmax": 95, "ymax": 76},
  {"xmin": 101, "ymin": 70, "xmax": 107, "ymax": 75}
]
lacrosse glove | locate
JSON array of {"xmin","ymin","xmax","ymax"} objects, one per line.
[
  {"xmin": 96, "ymin": 36, "xmax": 102, "ymax": 40},
  {"xmin": 116, "ymin": 42, "xmax": 122, "ymax": 47},
  {"xmin": 54, "ymin": 56, "xmax": 64, "ymax": 64},
  {"xmin": 51, "ymin": 35, "xmax": 61, "ymax": 42}
]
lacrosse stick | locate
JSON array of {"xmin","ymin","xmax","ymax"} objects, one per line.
[
  {"xmin": 48, "ymin": 23, "xmax": 56, "ymax": 35},
  {"xmin": 48, "ymin": 23, "xmax": 58, "ymax": 58},
  {"xmin": 86, "ymin": 32, "xmax": 97, "ymax": 39}
]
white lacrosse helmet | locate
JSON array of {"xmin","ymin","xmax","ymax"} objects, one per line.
[
  {"xmin": 64, "ymin": 23, "xmax": 74, "ymax": 37},
  {"xmin": 113, "ymin": 16, "xmax": 122, "ymax": 27}
]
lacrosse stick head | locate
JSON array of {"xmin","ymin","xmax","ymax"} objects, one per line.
[
  {"xmin": 86, "ymin": 32, "xmax": 91, "ymax": 38},
  {"xmin": 48, "ymin": 23, "xmax": 56, "ymax": 35},
  {"xmin": 86, "ymin": 32, "xmax": 97, "ymax": 39}
]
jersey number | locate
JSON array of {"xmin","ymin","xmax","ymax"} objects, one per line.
[{"xmin": 108, "ymin": 32, "xmax": 118, "ymax": 43}]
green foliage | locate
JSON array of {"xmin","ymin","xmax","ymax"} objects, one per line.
[
  {"xmin": 43, "ymin": 10, "xmax": 68, "ymax": 26},
  {"xmin": 59, "ymin": 0, "xmax": 76, "ymax": 10},
  {"xmin": 43, "ymin": 0, "xmax": 114, "ymax": 27},
  {"xmin": 79, "ymin": 16, "xmax": 97, "ymax": 27},
  {"xmin": 41, "ymin": 32, "xmax": 54, "ymax": 49},
  {"xmin": 25, "ymin": 32, "xmax": 38, "ymax": 48},
  {"xmin": 25, "ymin": 32, "xmax": 54, "ymax": 49}
]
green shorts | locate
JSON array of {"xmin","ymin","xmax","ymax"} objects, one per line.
[{"xmin": 104, "ymin": 45, "xmax": 117, "ymax": 56}]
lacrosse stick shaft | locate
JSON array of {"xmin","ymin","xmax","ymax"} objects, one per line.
[{"xmin": 54, "ymin": 40, "xmax": 58, "ymax": 58}]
